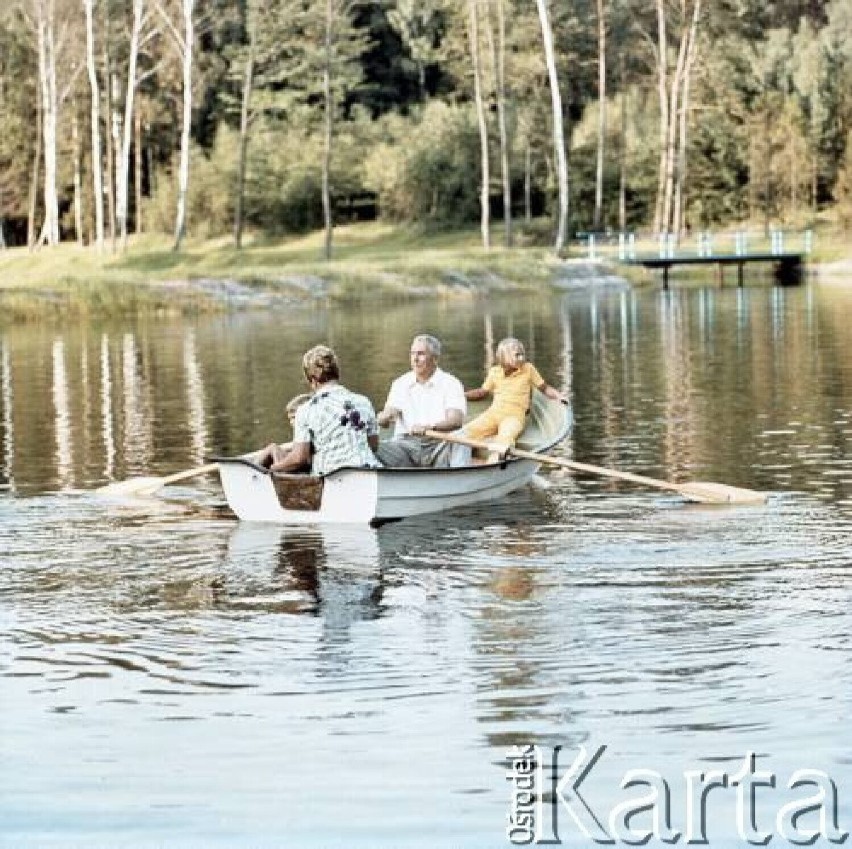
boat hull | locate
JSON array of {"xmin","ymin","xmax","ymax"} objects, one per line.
[{"xmin": 215, "ymin": 396, "xmax": 571, "ymax": 524}]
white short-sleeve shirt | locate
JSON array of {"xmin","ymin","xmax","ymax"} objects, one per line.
[{"xmin": 385, "ymin": 368, "xmax": 466, "ymax": 438}]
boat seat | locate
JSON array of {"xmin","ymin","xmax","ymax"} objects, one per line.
[{"xmin": 271, "ymin": 473, "xmax": 323, "ymax": 512}]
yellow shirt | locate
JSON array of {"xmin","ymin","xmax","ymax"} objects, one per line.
[{"xmin": 482, "ymin": 362, "xmax": 545, "ymax": 418}]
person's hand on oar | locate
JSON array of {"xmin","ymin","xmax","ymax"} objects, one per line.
[
  {"xmin": 423, "ymin": 430, "xmax": 767, "ymax": 505},
  {"xmin": 96, "ymin": 463, "xmax": 219, "ymax": 497}
]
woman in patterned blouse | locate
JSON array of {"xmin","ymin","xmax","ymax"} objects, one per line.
[{"xmin": 272, "ymin": 345, "xmax": 380, "ymax": 476}]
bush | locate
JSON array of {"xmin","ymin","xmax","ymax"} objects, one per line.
[
  {"xmin": 363, "ymin": 102, "xmax": 481, "ymax": 224},
  {"xmin": 143, "ymin": 135, "xmax": 235, "ymax": 238}
]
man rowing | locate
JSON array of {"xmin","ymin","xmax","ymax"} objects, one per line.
[{"xmin": 375, "ymin": 334, "xmax": 471, "ymax": 468}]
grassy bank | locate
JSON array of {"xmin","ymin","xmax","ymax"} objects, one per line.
[
  {"xmin": 1, "ymin": 221, "xmax": 849, "ymax": 321},
  {"xmin": 0, "ymin": 223, "xmax": 564, "ymax": 321}
]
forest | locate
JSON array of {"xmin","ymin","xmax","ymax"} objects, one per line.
[{"xmin": 0, "ymin": 0, "xmax": 851, "ymax": 256}]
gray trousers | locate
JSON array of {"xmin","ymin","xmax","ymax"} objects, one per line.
[{"xmin": 376, "ymin": 435, "xmax": 471, "ymax": 468}]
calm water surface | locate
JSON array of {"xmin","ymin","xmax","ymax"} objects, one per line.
[{"xmin": 2, "ymin": 281, "xmax": 852, "ymax": 847}]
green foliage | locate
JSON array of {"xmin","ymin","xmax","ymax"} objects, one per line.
[
  {"xmin": 144, "ymin": 139, "xmax": 236, "ymax": 238},
  {"xmin": 363, "ymin": 101, "xmax": 480, "ymax": 224},
  {"xmin": 4, "ymin": 0, "xmax": 852, "ymax": 248}
]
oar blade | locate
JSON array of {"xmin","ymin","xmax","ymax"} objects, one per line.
[{"xmin": 676, "ymin": 481, "xmax": 767, "ymax": 505}]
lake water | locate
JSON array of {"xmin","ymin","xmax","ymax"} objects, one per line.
[{"xmin": 1, "ymin": 280, "xmax": 851, "ymax": 847}]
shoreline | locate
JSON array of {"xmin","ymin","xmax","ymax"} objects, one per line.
[{"xmin": 1, "ymin": 223, "xmax": 849, "ymax": 322}]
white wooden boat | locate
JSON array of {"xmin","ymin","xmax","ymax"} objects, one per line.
[{"xmin": 212, "ymin": 395, "xmax": 572, "ymax": 525}]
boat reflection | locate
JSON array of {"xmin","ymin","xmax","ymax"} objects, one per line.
[{"xmin": 223, "ymin": 523, "xmax": 385, "ymax": 633}]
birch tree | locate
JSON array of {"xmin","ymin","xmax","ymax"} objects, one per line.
[
  {"xmin": 593, "ymin": 0, "xmax": 607, "ymax": 230},
  {"xmin": 652, "ymin": 0, "xmax": 669, "ymax": 233},
  {"xmin": 232, "ymin": 0, "xmax": 307, "ymax": 248},
  {"xmin": 117, "ymin": 0, "xmax": 157, "ymax": 249},
  {"xmin": 671, "ymin": 0, "xmax": 700, "ymax": 235},
  {"xmin": 233, "ymin": 9, "xmax": 255, "ymax": 249},
  {"xmin": 535, "ymin": 0, "xmax": 569, "ymax": 252},
  {"xmin": 27, "ymin": 0, "xmax": 62, "ymax": 246},
  {"xmin": 653, "ymin": 0, "xmax": 701, "ymax": 236},
  {"xmin": 156, "ymin": 0, "xmax": 194, "ymax": 251},
  {"xmin": 485, "ymin": 0, "xmax": 512, "ymax": 247},
  {"xmin": 467, "ymin": 0, "xmax": 490, "ymax": 250},
  {"xmin": 304, "ymin": 0, "xmax": 368, "ymax": 260},
  {"xmin": 83, "ymin": 0, "xmax": 104, "ymax": 251},
  {"xmin": 24, "ymin": 0, "xmax": 82, "ymax": 247}
]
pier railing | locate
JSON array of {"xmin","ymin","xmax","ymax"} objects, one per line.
[
  {"xmin": 577, "ymin": 229, "xmax": 814, "ymax": 263},
  {"xmin": 576, "ymin": 229, "xmax": 812, "ymax": 287}
]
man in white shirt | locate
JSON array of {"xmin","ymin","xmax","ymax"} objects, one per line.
[{"xmin": 376, "ymin": 334, "xmax": 471, "ymax": 468}]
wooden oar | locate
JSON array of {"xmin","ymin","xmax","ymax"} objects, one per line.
[
  {"xmin": 96, "ymin": 463, "xmax": 219, "ymax": 497},
  {"xmin": 424, "ymin": 430, "xmax": 766, "ymax": 505}
]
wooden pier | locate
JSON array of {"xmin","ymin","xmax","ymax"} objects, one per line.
[
  {"xmin": 580, "ymin": 230, "xmax": 812, "ymax": 289},
  {"xmin": 627, "ymin": 251, "xmax": 805, "ymax": 288}
]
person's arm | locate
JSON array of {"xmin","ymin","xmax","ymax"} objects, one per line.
[
  {"xmin": 537, "ymin": 382, "xmax": 568, "ymax": 403},
  {"xmin": 272, "ymin": 440, "xmax": 311, "ymax": 472},
  {"xmin": 410, "ymin": 407, "xmax": 464, "ymax": 435},
  {"xmin": 465, "ymin": 387, "xmax": 489, "ymax": 401},
  {"xmin": 377, "ymin": 406, "xmax": 400, "ymax": 428}
]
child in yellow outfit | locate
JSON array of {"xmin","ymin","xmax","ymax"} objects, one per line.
[{"xmin": 464, "ymin": 337, "xmax": 567, "ymax": 460}]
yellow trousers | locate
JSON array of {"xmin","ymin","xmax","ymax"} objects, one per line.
[{"xmin": 464, "ymin": 409, "xmax": 525, "ymax": 447}]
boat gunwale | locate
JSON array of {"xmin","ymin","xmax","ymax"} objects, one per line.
[{"xmin": 209, "ymin": 401, "xmax": 572, "ymax": 480}]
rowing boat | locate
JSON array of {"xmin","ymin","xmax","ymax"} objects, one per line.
[{"xmin": 212, "ymin": 394, "xmax": 572, "ymax": 525}]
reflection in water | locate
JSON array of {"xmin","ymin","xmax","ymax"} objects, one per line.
[
  {"xmin": 1, "ymin": 286, "xmax": 852, "ymax": 847},
  {"xmin": 1, "ymin": 285, "xmax": 851, "ymax": 503},
  {"xmin": 183, "ymin": 328, "xmax": 208, "ymax": 465},
  {"xmin": 52, "ymin": 339, "xmax": 73, "ymax": 489},
  {"xmin": 100, "ymin": 333, "xmax": 115, "ymax": 479},
  {"xmin": 226, "ymin": 524, "xmax": 384, "ymax": 649},
  {"xmin": 0, "ymin": 468, "xmax": 851, "ymax": 844},
  {"xmin": 1, "ymin": 337, "xmax": 13, "ymax": 490},
  {"xmin": 122, "ymin": 332, "xmax": 153, "ymax": 473},
  {"xmin": 659, "ymin": 290, "xmax": 697, "ymax": 479}
]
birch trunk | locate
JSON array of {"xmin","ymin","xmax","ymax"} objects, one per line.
[
  {"xmin": 672, "ymin": 0, "xmax": 700, "ymax": 236},
  {"xmin": 234, "ymin": 32, "xmax": 255, "ymax": 249},
  {"xmin": 135, "ymin": 108, "xmax": 143, "ymax": 233},
  {"xmin": 535, "ymin": 0, "xmax": 569, "ymax": 252},
  {"xmin": 118, "ymin": 0, "xmax": 146, "ymax": 250},
  {"xmin": 72, "ymin": 107, "xmax": 84, "ymax": 246},
  {"xmin": 28, "ymin": 86, "xmax": 42, "ymax": 249},
  {"xmin": 653, "ymin": 0, "xmax": 668, "ymax": 234},
  {"xmin": 489, "ymin": 0, "xmax": 511, "ymax": 247},
  {"xmin": 662, "ymin": 4, "xmax": 690, "ymax": 236},
  {"xmin": 468, "ymin": 0, "xmax": 490, "ymax": 251},
  {"xmin": 321, "ymin": 0, "xmax": 334, "ymax": 260},
  {"xmin": 103, "ymin": 27, "xmax": 116, "ymax": 247},
  {"xmin": 593, "ymin": 0, "xmax": 606, "ymax": 231},
  {"xmin": 172, "ymin": 0, "xmax": 195, "ymax": 252},
  {"xmin": 618, "ymin": 71, "xmax": 627, "ymax": 233},
  {"xmin": 84, "ymin": 0, "xmax": 104, "ymax": 252},
  {"xmin": 36, "ymin": 2, "xmax": 60, "ymax": 246}
]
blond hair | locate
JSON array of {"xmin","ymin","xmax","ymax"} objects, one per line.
[
  {"xmin": 285, "ymin": 392, "xmax": 312, "ymax": 419},
  {"xmin": 302, "ymin": 345, "xmax": 339, "ymax": 384},
  {"xmin": 495, "ymin": 337, "xmax": 525, "ymax": 367}
]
